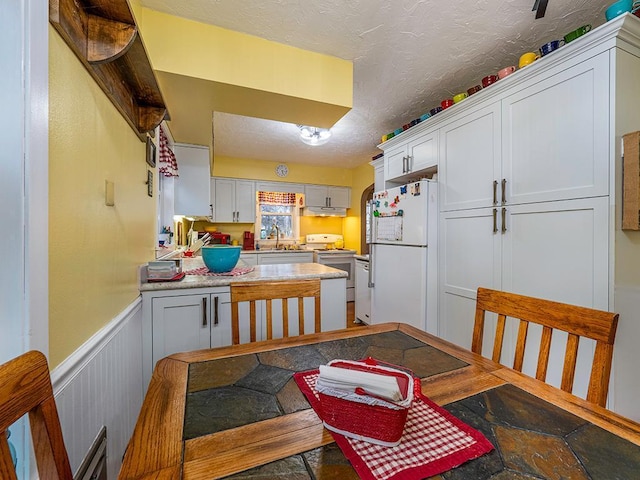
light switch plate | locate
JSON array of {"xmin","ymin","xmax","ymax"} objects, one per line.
[{"xmin": 105, "ymin": 180, "xmax": 115, "ymax": 206}]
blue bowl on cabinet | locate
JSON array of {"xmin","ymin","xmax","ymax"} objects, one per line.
[{"xmin": 201, "ymin": 245, "xmax": 241, "ymax": 273}]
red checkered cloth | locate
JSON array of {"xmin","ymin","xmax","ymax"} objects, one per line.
[
  {"xmin": 184, "ymin": 266, "xmax": 254, "ymax": 276},
  {"xmin": 294, "ymin": 370, "xmax": 493, "ymax": 480}
]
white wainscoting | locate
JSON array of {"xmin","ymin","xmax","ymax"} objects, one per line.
[{"xmin": 50, "ymin": 297, "xmax": 144, "ymax": 479}]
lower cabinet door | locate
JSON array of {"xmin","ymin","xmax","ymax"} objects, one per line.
[
  {"xmin": 210, "ymin": 293, "xmax": 232, "ymax": 347},
  {"xmin": 439, "ymin": 207, "xmax": 501, "ymax": 350},
  {"xmin": 151, "ymin": 294, "xmax": 211, "ymax": 368}
]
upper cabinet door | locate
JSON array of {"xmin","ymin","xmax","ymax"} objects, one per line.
[
  {"xmin": 304, "ymin": 185, "xmax": 329, "ymax": 207},
  {"xmin": 327, "ymin": 186, "xmax": 351, "ymax": 208},
  {"xmin": 213, "ymin": 178, "xmax": 236, "ymax": 222},
  {"xmin": 408, "ymin": 130, "xmax": 438, "ymax": 172},
  {"xmin": 174, "ymin": 144, "xmax": 211, "ymax": 216},
  {"xmin": 384, "ymin": 145, "xmax": 408, "ymax": 181},
  {"xmin": 502, "ymin": 52, "xmax": 610, "ymax": 205},
  {"xmin": 439, "ymin": 102, "xmax": 502, "ymax": 212},
  {"xmin": 235, "ymin": 180, "xmax": 256, "ymax": 223}
]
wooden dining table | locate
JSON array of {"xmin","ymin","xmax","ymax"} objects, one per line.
[{"xmin": 118, "ymin": 323, "xmax": 640, "ymax": 479}]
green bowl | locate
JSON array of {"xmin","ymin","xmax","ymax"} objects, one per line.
[{"xmin": 201, "ymin": 245, "xmax": 241, "ymax": 273}]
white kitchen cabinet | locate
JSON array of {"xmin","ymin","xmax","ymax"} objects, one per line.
[
  {"xmin": 370, "ymin": 157, "xmax": 385, "ymax": 193},
  {"xmin": 501, "ymin": 52, "xmax": 609, "ymax": 206},
  {"xmin": 212, "ymin": 178, "xmax": 256, "ymax": 223},
  {"xmin": 354, "ymin": 258, "xmax": 371, "ymax": 324},
  {"xmin": 385, "ymin": 129, "xmax": 438, "ymax": 182},
  {"xmin": 257, "ymin": 252, "xmax": 314, "ymax": 265},
  {"xmin": 439, "ymin": 103, "xmax": 502, "ymax": 212},
  {"xmin": 147, "ymin": 288, "xmax": 231, "ymax": 381},
  {"xmin": 304, "ymin": 185, "xmax": 351, "ymax": 208},
  {"xmin": 240, "ymin": 251, "xmax": 313, "ymax": 266},
  {"xmin": 439, "ymin": 197, "xmax": 608, "ymax": 397},
  {"xmin": 255, "ymin": 181, "xmax": 305, "ymax": 194},
  {"xmin": 174, "ymin": 144, "xmax": 211, "ymax": 216}
]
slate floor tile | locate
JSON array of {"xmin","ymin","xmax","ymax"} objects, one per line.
[
  {"xmin": 258, "ymin": 345, "xmax": 327, "ymax": 371},
  {"xmin": 458, "ymin": 384, "xmax": 587, "ymax": 436},
  {"xmin": 235, "ymin": 363, "xmax": 293, "ymax": 394},
  {"xmin": 567, "ymin": 423, "xmax": 640, "ymax": 479},
  {"xmin": 495, "ymin": 425, "xmax": 589, "ymax": 479},
  {"xmin": 188, "ymin": 354, "xmax": 259, "ymax": 392},
  {"xmin": 184, "ymin": 386, "xmax": 281, "ymax": 439}
]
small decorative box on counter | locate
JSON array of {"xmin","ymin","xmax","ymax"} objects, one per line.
[{"xmin": 146, "ymin": 259, "xmax": 183, "ymax": 280}]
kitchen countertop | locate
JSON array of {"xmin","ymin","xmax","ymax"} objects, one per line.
[
  {"xmin": 241, "ymin": 249, "xmax": 314, "ymax": 254},
  {"xmin": 140, "ymin": 258, "xmax": 347, "ymax": 292}
]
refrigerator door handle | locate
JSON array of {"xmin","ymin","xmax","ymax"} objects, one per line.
[
  {"xmin": 368, "ymin": 246, "xmax": 375, "ymax": 288},
  {"xmin": 368, "ymin": 199, "xmax": 375, "ymax": 288}
]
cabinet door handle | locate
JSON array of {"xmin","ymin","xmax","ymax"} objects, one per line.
[
  {"xmin": 501, "ymin": 207, "xmax": 507, "ymax": 233},
  {"xmin": 407, "ymin": 155, "xmax": 412, "ymax": 172},
  {"xmin": 493, "ymin": 181, "xmax": 498, "ymax": 205},
  {"xmin": 202, "ymin": 297, "xmax": 208, "ymax": 327},
  {"xmin": 329, "ymin": 197, "xmax": 332, "ymax": 207},
  {"xmin": 213, "ymin": 296, "xmax": 219, "ymax": 325},
  {"xmin": 501, "ymin": 179, "xmax": 507, "ymax": 205},
  {"xmin": 493, "ymin": 208, "xmax": 498, "ymax": 233}
]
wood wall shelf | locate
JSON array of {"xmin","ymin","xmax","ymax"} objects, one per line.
[
  {"xmin": 50, "ymin": 0, "xmax": 168, "ymax": 140},
  {"xmin": 623, "ymin": 131, "xmax": 640, "ymax": 231}
]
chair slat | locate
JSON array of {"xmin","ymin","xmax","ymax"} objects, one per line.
[
  {"xmin": 535, "ymin": 326, "xmax": 553, "ymax": 382},
  {"xmin": 513, "ymin": 320, "xmax": 529, "ymax": 372},
  {"xmin": 283, "ymin": 299, "xmax": 289, "ymax": 337},
  {"xmin": 472, "ymin": 287, "xmax": 619, "ymax": 407},
  {"xmin": 266, "ymin": 299, "xmax": 273, "ymax": 340},
  {"xmin": 561, "ymin": 333, "xmax": 580, "ymax": 394},
  {"xmin": 492, "ymin": 314, "xmax": 507, "ymax": 363}
]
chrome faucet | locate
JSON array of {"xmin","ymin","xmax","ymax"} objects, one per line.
[{"xmin": 271, "ymin": 224, "xmax": 280, "ymax": 249}]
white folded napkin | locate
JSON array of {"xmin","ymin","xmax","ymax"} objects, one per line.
[{"xmin": 317, "ymin": 365, "xmax": 403, "ymax": 402}]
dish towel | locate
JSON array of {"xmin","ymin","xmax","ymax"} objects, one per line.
[
  {"xmin": 184, "ymin": 266, "xmax": 255, "ymax": 276},
  {"xmin": 294, "ymin": 369, "xmax": 494, "ymax": 480}
]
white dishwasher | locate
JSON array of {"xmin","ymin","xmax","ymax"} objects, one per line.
[{"xmin": 354, "ymin": 257, "xmax": 371, "ymax": 324}]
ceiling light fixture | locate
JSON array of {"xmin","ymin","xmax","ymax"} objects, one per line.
[{"xmin": 297, "ymin": 125, "xmax": 332, "ymax": 146}]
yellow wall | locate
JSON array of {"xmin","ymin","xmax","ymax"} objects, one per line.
[
  {"xmin": 208, "ymin": 156, "xmax": 374, "ymax": 251},
  {"xmin": 212, "ymin": 156, "xmax": 352, "ymax": 185},
  {"xmin": 49, "ymin": 28, "xmax": 157, "ymax": 367},
  {"xmin": 344, "ymin": 162, "xmax": 375, "ymax": 253}
]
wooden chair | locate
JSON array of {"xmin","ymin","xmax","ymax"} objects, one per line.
[
  {"xmin": 230, "ymin": 279, "xmax": 321, "ymax": 345},
  {"xmin": 472, "ymin": 287, "xmax": 619, "ymax": 407},
  {"xmin": 0, "ymin": 350, "xmax": 73, "ymax": 480}
]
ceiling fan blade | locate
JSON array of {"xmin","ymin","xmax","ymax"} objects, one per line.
[{"xmin": 534, "ymin": 0, "xmax": 549, "ymax": 18}]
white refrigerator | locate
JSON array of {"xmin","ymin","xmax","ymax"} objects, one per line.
[{"xmin": 369, "ymin": 180, "xmax": 438, "ymax": 334}]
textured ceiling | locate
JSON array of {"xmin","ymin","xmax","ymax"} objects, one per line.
[{"xmin": 140, "ymin": 0, "xmax": 614, "ymax": 168}]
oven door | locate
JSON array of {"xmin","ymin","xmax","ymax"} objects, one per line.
[{"xmin": 315, "ymin": 254, "xmax": 354, "ymax": 301}]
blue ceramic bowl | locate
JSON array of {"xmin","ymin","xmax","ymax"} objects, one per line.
[{"xmin": 201, "ymin": 245, "xmax": 241, "ymax": 273}]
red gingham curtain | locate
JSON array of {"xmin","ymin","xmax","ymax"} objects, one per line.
[
  {"xmin": 158, "ymin": 127, "xmax": 179, "ymax": 177},
  {"xmin": 258, "ymin": 191, "xmax": 297, "ymax": 205}
]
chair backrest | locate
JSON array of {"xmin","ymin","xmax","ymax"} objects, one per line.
[
  {"xmin": 230, "ymin": 279, "xmax": 321, "ymax": 345},
  {"xmin": 472, "ymin": 287, "xmax": 619, "ymax": 407},
  {"xmin": 0, "ymin": 350, "xmax": 73, "ymax": 480}
]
